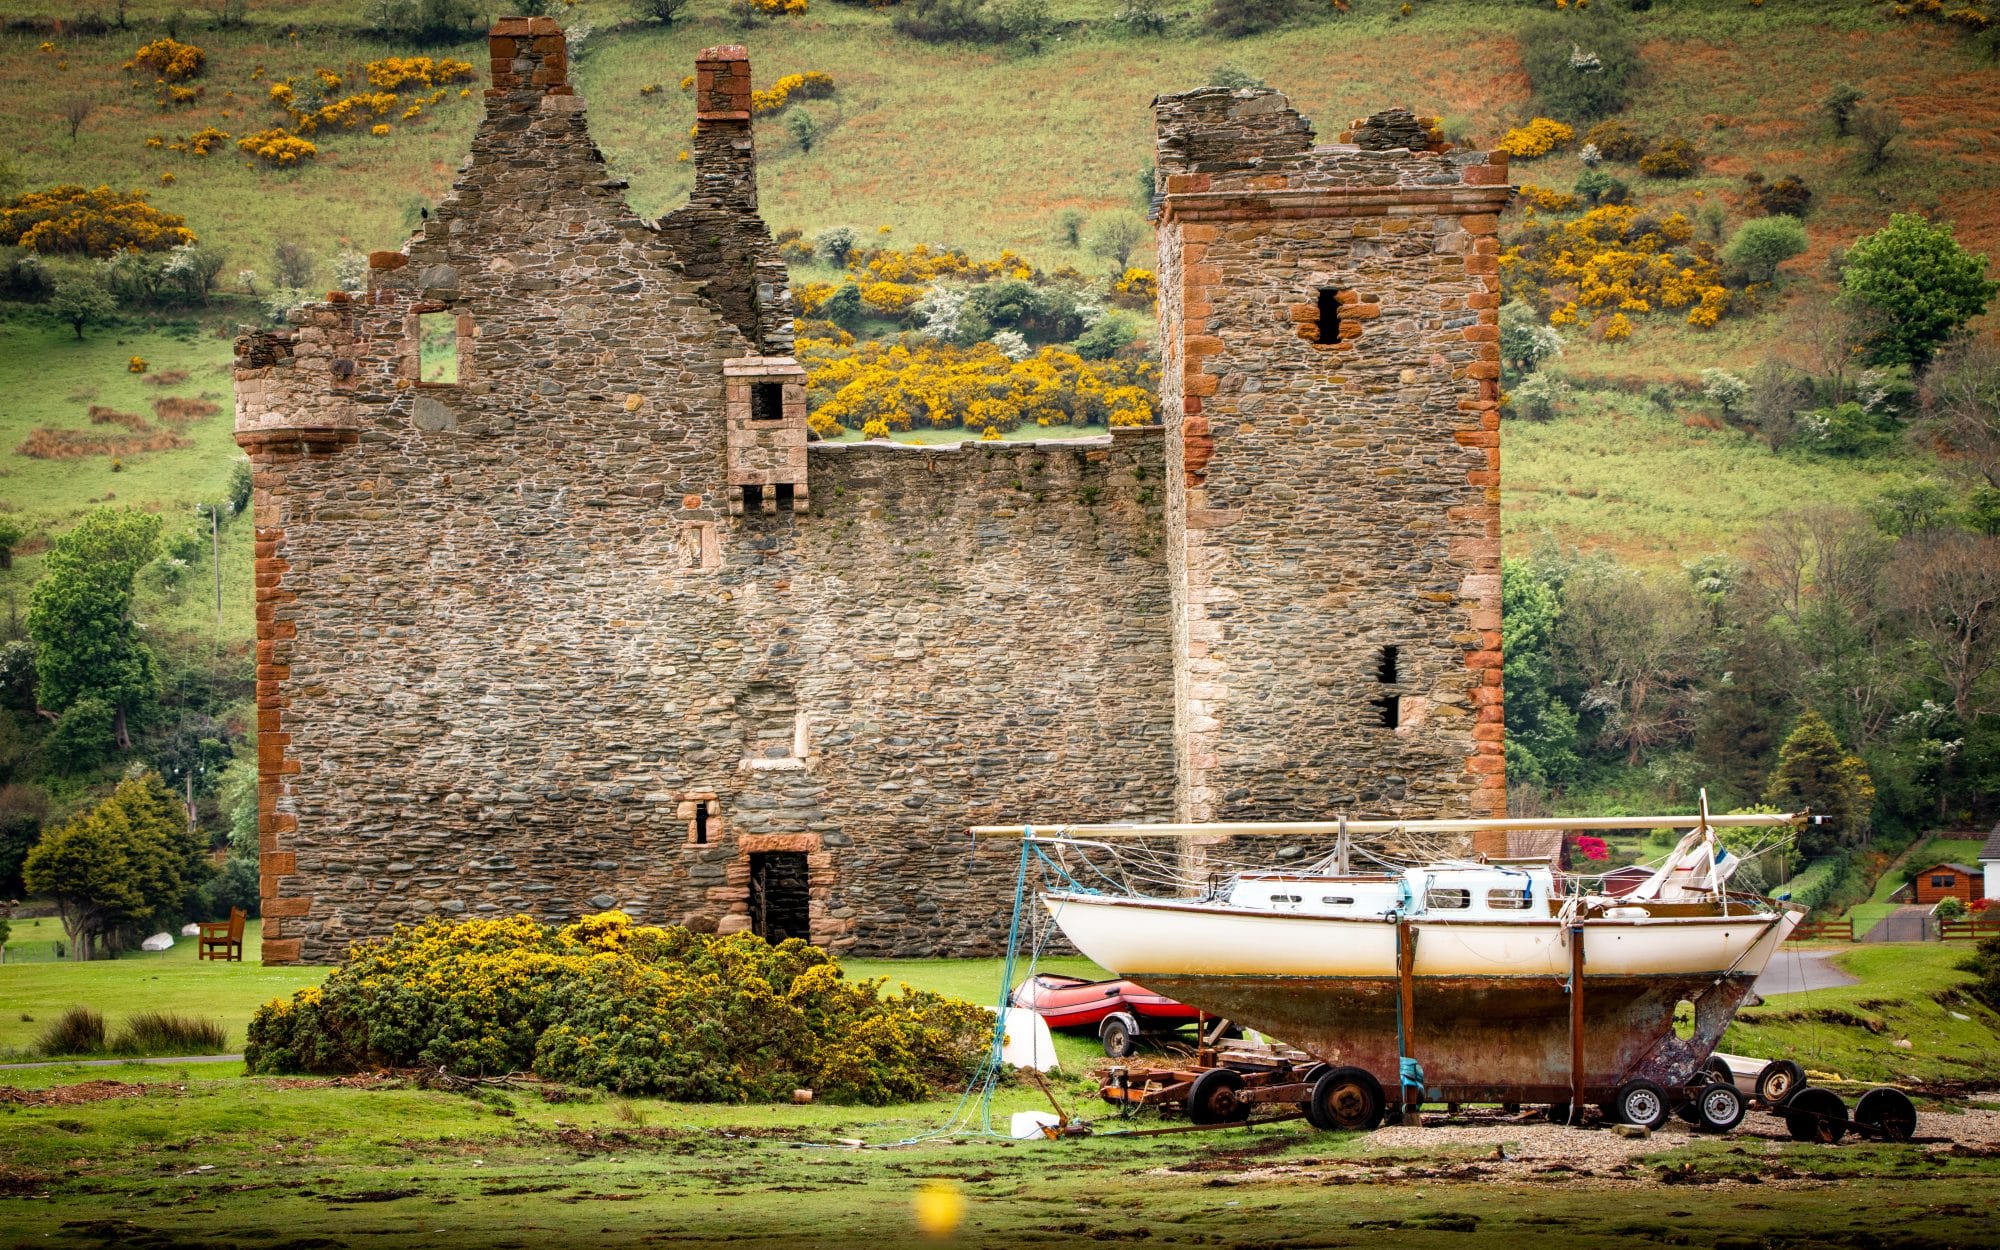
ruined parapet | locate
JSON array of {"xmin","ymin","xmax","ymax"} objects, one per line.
[
  {"xmin": 655, "ymin": 45, "xmax": 795, "ymax": 355},
  {"xmin": 1152, "ymin": 88, "xmax": 1510, "ymax": 846},
  {"xmin": 725, "ymin": 355, "xmax": 809, "ymax": 515}
]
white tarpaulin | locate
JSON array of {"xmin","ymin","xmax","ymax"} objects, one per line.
[{"xmin": 998, "ymin": 1007, "xmax": 1059, "ymax": 1072}]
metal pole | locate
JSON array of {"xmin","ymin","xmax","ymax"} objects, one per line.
[
  {"xmin": 1568, "ymin": 922, "xmax": 1586, "ymax": 1124},
  {"xmin": 1396, "ymin": 917, "xmax": 1418, "ymax": 1121}
]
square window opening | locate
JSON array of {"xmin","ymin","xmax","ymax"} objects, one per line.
[
  {"xmin": 741, "ymin": 484, "xmax": 764, "ymax": 513},
  {"xmin": 1316, "ymin": 288, "xmax": 1343, "ymax": 345},
  {"xmin": 774, "ymin": 482, "xmax": 796, "ymax": 512},
  {"xmin": 750, "ymin": 381, "xmax": 784, "ymax": 422},
  {"xmin": 417, "ymin": 308, "xmax": 458, "ymax": 385}
]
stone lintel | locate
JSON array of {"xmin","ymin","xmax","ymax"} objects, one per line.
[
  {"xmin": 1158, "ymin": 185, "xmax": 1512, "ymax": 225},
  {"xmin": 738, "ymin": 833, "xmax": 822, "ymax": 855},
  {"xmin": 235, "ymin": 429, "xmax": 360, "ymax": 456}
]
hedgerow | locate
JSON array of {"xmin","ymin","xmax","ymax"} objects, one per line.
[{"xmin": 245, "ymin": 912, "xmax": 991, "ymax": 1103}]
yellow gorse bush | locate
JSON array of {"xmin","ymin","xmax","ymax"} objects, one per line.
[
  {"xmin": 244, "ymin": 912, "xmax": 990, "ymax": 1104},
  {"xmin": 123, "ymin": 38, "xmax": 205, "ymax": 82},
  {"xmin": 1498, "ymin": 117, "xmax": 1574, "ymax": 159},
  {"xmin": 237, "ymin": 128, "xmax": 319, "ymax": 166},
  {"xmin": 0, "ymin": 184, "xmax": 196, "ymax": 256},
  {"xmin": 1501, "ymin": 203, "xmax": 1729, "ymax": 332},
  {"xmin": 365, "ymin": 56, "xmax": 476, "ymax": 90},
  {"xmin": 187, "ymin": 126, "xmax": 230, "ymax": 156},
  {"xmin": 750, "ymin": 69, "xmax": 835, "ymax": 115},
  {"xmin": 799, "ymin": 334, "xmax": 1157, "ymax": 437}
]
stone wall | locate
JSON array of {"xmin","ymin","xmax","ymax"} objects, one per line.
[{"xmin": 1152, "ymin": 90, "xmax": 1510, "ymax": 840}]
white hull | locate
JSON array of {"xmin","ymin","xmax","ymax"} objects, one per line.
[{"xmin": 1043, "ymin": 893, "xmax": 1797, "ymax": 982}]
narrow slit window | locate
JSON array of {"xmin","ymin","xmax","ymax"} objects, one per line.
[
  {"xmin": 417, "ymin": 309, "xmax": 458, "ymax": 384},
  {"xmin": 741, "ymin": 484, "xmax": 764, "ymax": 513},
  {"xmin": 1320, "ymin": 896, "xmax": 1356, "ymax": 907},
  {"xmin": 774, "ymin": 482, "xmax": 796, "ymax": 512},
  {"xmin": 692, "ymin": 803, "xmax": 710, "ymax": 845},
  {"xmin": 1374, "ymin": 695, "xmax": 1400, "ymax": 729},
  {"xmin": 750, "ymin": 381, "xmax": 784, "ymax": 421},
  {"xmin": 1377, "ymin": 645, "xmax": 1400, "ymax": 685},
  {"xmin": 1316, "ymin": 288, "xmax": 1342, "ymax": 345}
]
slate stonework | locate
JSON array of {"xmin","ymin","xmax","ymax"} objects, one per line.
[{"xmin": 237, "ymin": 27, "xmax": 1505, "ymax": 964}]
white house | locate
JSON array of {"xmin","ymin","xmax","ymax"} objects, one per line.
[{"xmin": 1981, "ymin": 824, "xmax": 2000, "ymax": 904}]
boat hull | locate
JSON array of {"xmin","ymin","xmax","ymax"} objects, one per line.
[{"xmin": 1044, "ymin": 893, "xmax": 1797, "ymax": 1098}]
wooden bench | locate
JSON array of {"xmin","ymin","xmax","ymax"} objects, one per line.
[{"xmin": 198, "ymin": 907, "xmax": 245, "ymax": 962}]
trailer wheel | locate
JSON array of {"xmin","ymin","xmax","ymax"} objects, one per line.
[
  {"xmin": 1755, "ymin": 1058, "xmax": 1806, "ymax": 1106},
  {"xmin": 1306, "ymin": 1067, "xmax": 1385, "ymax": 1132},
  {"xmin": 1611, "ymin": 1079, "xmax": 1671, "ymax": 1131},
  {"xmin": 1854, "ymin": 1087, "xmax": 1917, "ymax": 1143},
  {"xmin": 1705, "ymin": 1057, "xmax": 1735, "ymax": 1087},
  {"xmin": 1186, "ymin": 1068, "xmax": 1250, "ymax": 1125},
  {"xmin": 1694, "ymin": 1082, "xmax": 1746, "ymax": 1133},
  {"xmin": 1781, "ymin": 1086, "xmax": 1848, "ymax": 1143},
  {"xmin": 1099, "ymin": 1013, "xmax": 1139, "ymax": 1059}
]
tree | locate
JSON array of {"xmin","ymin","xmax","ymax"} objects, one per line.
[
  {"xmin": 0, "ymin": 516, "xmax": 23, "ymax": 570},
  {"xmin": 162, "ymin": 243, "xmax": 226, "ymax": 304},
  {"xmin": 1840, "ymin": 215, "xmax": 1998, "ymax": 369},
  {"xmin": 271, "ymin": 238, "xmax": 315, "ymax": 289},
  {"xmin": 1925, "ymin": 338, "xmax": 2000, "ymax": 491},
  {"xmin": 1868, "ymin": 480, "xmax": 1955, "ymax": 537},
  {"xmin": 1723, "ymin": 216, "xmax": 1808, "ymax": 284},
  {"xmin": 1499, "ymin": 299, "xmax": 1562, "ymax": 376},
  {"xmin": 62, "ymin": 95, "xmax": 94, "ymax": 145},
  {"xmin": 1055, "ymin": 209, "xmax": 1084, "ymax": 248},
  {"xmin": 1819, "ymin": 83, "xmax": 1863, "ymax": 136},
  {"xmin": 0, "ymin": 782, "xmax": 49, "ymax": 899},
  {"xmin": 1501, "ymin": 559, "xmax": 1582, "ymax": 787},
  {"xmin": 1764, "ymin": 709, "xmax": 1875, "ymax": 856},
  {"xmin": 637, "ymin": 0, "xmax": 693, "ymax": 22},
  {"xmin": 23, "ymin": 773, "xmax": 202, "ymax": 961},
  {"xmin": 1745, "ymin": 358, "xmax": 1812, "ymax": 452},
  {"xmin": 1557, "ymin": 560, "xmax": 1710, "ymax": 766},
  {"xmin": 1887, "ymin": 530, "xmax": 2000, "ymax": 723},
  {"xmin": 1849, "ymin": 102, "xmax": 1903, "ymax": 174},
  {"xmin": 1700, "ymin": 368, "xmax": 1748, "ymax": 421},
  {"xmin": 815, "ymin": 226, "xmax": 857, "ymax": 269},
  {"xmin": 49, "ymin": 268, "xmax": 116, "ymax": 340},
  {"xmin": 1087, "ymin": 213, "xmax": 1147, "ymax": 273},
  {"xmin": 786, "ymin": 109, "xmax": 820, "ymax": 154},
  {"xmin": 1001, "ymin": 0, "xmax": 1056, "ymax": 51},
  {"xmin": 26, "ymin": 507, "xmax": 163, "ymax": 751}
]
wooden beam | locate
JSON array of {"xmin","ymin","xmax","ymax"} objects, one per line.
[{"xmin": 970, "ymin": 813, "xmax": 1805, "ymax": 839}]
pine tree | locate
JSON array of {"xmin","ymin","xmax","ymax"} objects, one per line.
[{"xmin": 1763, "ymin": 709, "xmax": 1876, "ymax": 857}]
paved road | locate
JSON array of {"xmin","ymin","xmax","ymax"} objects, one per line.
[
  {"xmin": 1754, "ymin": 949, "xmax": 1858, "ymax": 996},
  {"xmin": 1863, "ymin": 904, "xmax": 1932, "ymax": 943}
]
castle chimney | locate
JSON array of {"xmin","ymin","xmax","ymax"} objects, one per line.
[
  {"xmin": 487, "ymin": 16, "xmax": 572, "ymax": 107},
  {"xmin": 692, "ymin": 44, "xmax": 757, "ymax": 214}
]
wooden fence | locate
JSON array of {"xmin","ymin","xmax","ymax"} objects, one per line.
[
  {"xmin": 1939, "ymin": 916, "xmax": 2000, "ymax": 942},
  {"xmin": 1786, "ymin": 918, "xmax": 1855, "ymax": 942}
]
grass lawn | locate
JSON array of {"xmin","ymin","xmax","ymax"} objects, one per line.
[{"xmin": 1725, "ymin": 943, "xmax": 2000, "ymax": 1085}]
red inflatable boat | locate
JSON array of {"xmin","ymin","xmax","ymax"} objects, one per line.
[{"xmin": 1010, "ymin": 972, "xmax": 1211, "ymax": 1056}]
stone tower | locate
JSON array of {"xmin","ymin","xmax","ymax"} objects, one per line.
[{"xmin": 1151, "ymin": 93, "xmax": 1510, "ymax": 838}]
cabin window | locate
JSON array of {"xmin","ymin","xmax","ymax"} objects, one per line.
[
  {"xmin": 1426, "ymin": 887, "xmax": 1470, "ymax": 910},
  {"xmin": 1487, "ymin": 888, "xmax": 1532, "ymax": 910},
  {"xmin": 750, "ymin": 381, "xmax": 784, "ymax": 422},
  {"xmin": 417, "ymin": 308, "xmax": 459, "ymax": 384},
  {"xmin": 1320, "ymin": 896, "xmax": 1355, "ymax": 907},
  {"xmin": 1270, "ymin": 893, "xmax": 1303, "ymax": 904},
  {"xmin": 1315, "ymin": 288, "xmax": 1342, "ymax": 345},
  {"xmin": 1933, "ymin": 874, "xmax": 1954, "ymax": 888}
]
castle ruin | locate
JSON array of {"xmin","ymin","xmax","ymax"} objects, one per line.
[{"xmin": 236, "ymin": 20, "xmax": 1509, "ymax": 964}]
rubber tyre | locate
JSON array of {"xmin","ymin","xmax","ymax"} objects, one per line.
[
  {"xmin": 1705, "ymin": 1057, "xmax": 1735, "ymax": 1087},
  {"xmin": 1186, "ymin": 1068, "xmax": 1249, "ymax": 1126},
  {"xmin": 1613, "ymin": 1079, "xmax": 1671, "ymax": 1131},
  {"xmin": 1307, "ymin": 1067, "xmax": 1385, "ymax": 1132},
  {"xmin": 1694, "ymin": 1082, "xmax": 1747, "ymax": 1134},
  {"xmin": 1782, "ymin": 1086, "xmax": 1848, "ymax": 1143},
  {"xmin": 1546, "ymin": 1101, "xmax": 1575, "ymax": 1126},
  {"xmin": 1854, "ymin": 1087, "xmax": 1917, "ymax": 1143},
  {"xmin": 1756, "ymin": 1058, "xmax": 1806, "ymax": 1107},
  {"xmin": 1099, "ymin": 1013, "xmax": 1139, "ymax": 1059}
]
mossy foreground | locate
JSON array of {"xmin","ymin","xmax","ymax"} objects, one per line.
[{"xmin": 2, "ymin": 1072, "xmax": 1999, "ymax": 1248}]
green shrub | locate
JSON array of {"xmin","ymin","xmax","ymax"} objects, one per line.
[
  {"xmin": 1519, "ymin": 12, "xmax": 1639, "ymax": 121},
  {"xmin": 1580, "ymin": 120, "xmax": 1646, "ymax": 161},
  {"xmin": 245, "ymin": 913, "xmax": 991, "ymax": 1104},
  {"xmin": 1772, "ymin": 852, "xmax": 1851, "ymax": 914},
  {"xmin": 1962, "ymin": 934, "xmax": 2000, "ymax": 1009},
  {"xmin": 1572, "ymin": 169, "xmax": 1628, "ymax": 207},
  {"xmin": 891, "ymin": 0, "xmax": 1003, "ymax": 43},
  {"xmin": 37, "ymin": 1005, "xmax": 106, "ymax": 1056},
  {"xmin": 1637, "ymin": 137, "xmax": 1697, "ymax": 178},
  {"xmin": 1074, "ymin": 317, "xmax": 1135, "ymax": 361},
  {"xmin": 111, "ymin": 1011, "xmax": 228, "ymax": 1055},
  {"xmin": 1746, "ymin": 172, "xmax": 1813, "ymax": 217},
  {"xmin": 1204, "ymin": 0, "xmax": 1304, "ymax": 38},
  {"xmin": 1723, "ymin": 216, "xmax": 1808, "ymax": 284}
]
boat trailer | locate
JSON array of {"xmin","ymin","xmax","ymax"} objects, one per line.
[{"xmin": 1099, "ymin": 1037, "xmax": 1919, "ymax": 1142}]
